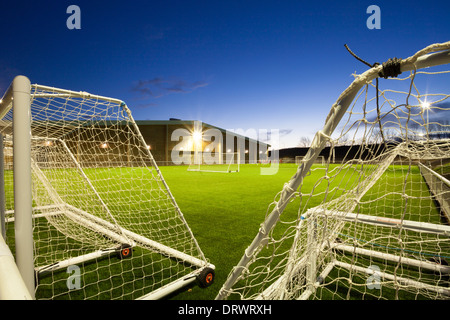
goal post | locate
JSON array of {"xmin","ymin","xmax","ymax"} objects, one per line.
[
  {"xmin": 0, "ymin": 77, "xmax": 215, "ymax": 300},
  {"xmin": 0, "ymin": 232, "xmax": 33, "ymax": 299},
  {"xmin": 216, "ymin": 41, "xmax": 450, "ymax": 300},
  {"xmin": 0, "ymin": 76, "xmax": 35, "ymax": 298}
]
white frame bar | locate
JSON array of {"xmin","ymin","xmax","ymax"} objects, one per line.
[
  {"xmin": 11, "ymin": 76, "xmax": 35, "ymax": 299},
  {"xmin": 419, "ymin": 163, "xmax": 450, "ymax": 188},
  {"xmin": 32, "ymin": 84, "xmax": 124, "ymax": 105},
  {"xmin": 0, "ymin": 234, "xmax": 33, "ymax": 299},
  {"xmin": 334, "ymin": 260, "xmax": 450, "ymax": 297},
  {"xmin": 314, "ymin": 208, "xmax": 450, "ymax": 236},
  {"xmin": 137, "ymin": 272, "xmax": 198, "ymax": 300},
  {"xmin": 419, "ymin": 162, "xmax": 450, "ymax": 221},
  {"xmin": 137, "ymin": 267, "xmax": 213, "ymax": 300},
  {"xmin": 0, "ymin": 76, "xmax": 35, "ymax": 299},
  {"xmin": 35, "ymin": 247, "xmax": 120, "ymax": 276},
  {"xmin": 332, "ymin": 243, "xmax": 450, "ymax": 274}
]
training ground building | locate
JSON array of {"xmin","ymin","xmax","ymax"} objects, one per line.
[{"xmin": 136, "ymin": 119, "xmax": 271, "ymax": 166}]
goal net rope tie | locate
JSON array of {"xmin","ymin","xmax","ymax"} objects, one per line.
[{"xmin": 345, "ymin": 43, "xmax": 403, "ymax": 79}]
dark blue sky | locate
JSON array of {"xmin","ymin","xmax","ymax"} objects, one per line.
[{"xmin": 0, "ymin": 0, "xmax": 449, "ymax": 148}]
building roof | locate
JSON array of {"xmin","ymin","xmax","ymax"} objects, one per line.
[{"xmin": 135, "ymin": 119, "xmax": 270, "ymax": 147}]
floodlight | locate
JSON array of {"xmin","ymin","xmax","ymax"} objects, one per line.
[
  {"xmin": 421, "ymin": 101, "xmax": 430, "ymax": 109},
  {"xmin": 192, "ymin": 131, "xmax": 202, "ymax": 142}
]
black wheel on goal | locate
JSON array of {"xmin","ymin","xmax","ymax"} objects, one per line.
[
  {"xmin": 117, "ymin": 244, "xmax": 133, "ymax": 259},
  {"xmin": 196, "ymin": 267, "xmax": 215, "ymax": 288}
]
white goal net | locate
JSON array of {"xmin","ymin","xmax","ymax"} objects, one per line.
[
  {"xmin": 217, "ymin": 42, "xmax": 450, "ymax": 300},
  {"xmin": 0, "ymin": 80, "xmax": 214, "ymax": 300}
]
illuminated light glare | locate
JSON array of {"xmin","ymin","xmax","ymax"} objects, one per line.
[
  {"xmin": 421, "ymin": 101, "xmax": 430, "ymax": 109},
  {"xmin": 100, "ymin": 143, "xmax": 108, "ymax": 148},
  {"xmin": 192, "ymin": 131, "xmax": 202, "ymax": 142}
]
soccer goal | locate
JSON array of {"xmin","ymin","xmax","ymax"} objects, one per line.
[
  {"xmin": 188, "ymin": 151, "xmax": 240, "ymax": 173},
  {"xmin": 295, "ymin": 155, "xmax": 325, "ymax": 166},
  {"xmin": 216, "ymin": 41, "xmax": 450, "ymax": 300},
  {"xmin": 0, "ymin": 76, "xmax": 215, "ymax": 300}
]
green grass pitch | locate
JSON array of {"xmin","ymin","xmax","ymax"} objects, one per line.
[
  {"xmin": 160, "ymin": 163, "xmax": 305, "ymax": 299},
  {"xmin": 158, "ymin": 163, "xmax": 446, "ymax": 300},
  {"xmin": 3, "ymin": 163, "xmax": 448, "ymax": 299}
]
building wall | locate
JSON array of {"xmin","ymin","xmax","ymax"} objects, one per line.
[{"xmin": 136, "ymin": 120, "xmax": 269, "ymax": 165}]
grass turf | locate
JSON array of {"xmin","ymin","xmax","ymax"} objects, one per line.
[
  {"xmin": 3, "ymin": 163, "xmax": 448, "ymax": 300},
  {"xmin": 159, "ymin": 164, "xmax": 302, "ymax": 299},
  {"xmin": 159, "ymin": 163, "xmax": 447, "ymax": 300}
]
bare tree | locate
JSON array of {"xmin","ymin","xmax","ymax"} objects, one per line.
[
  {"xmin": 337, "ymin": 134, "xmax": 350, "ymax": 146},
  {"xmin": 298, "ymin": 136, "xmax": 311, "ymax": 147}
]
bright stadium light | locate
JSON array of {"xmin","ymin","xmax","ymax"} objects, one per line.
[
  {"xmin": 421, "ymin": 101, "xmax": 430, "ymax": 110},
  {"xmin": 192, "ymin": 131, "xmax": 202, "ymax": 143}
]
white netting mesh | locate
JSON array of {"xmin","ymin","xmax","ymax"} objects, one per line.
[
  {"xmin": 218, "ymin": 42, "xmax": 450, "ymax": 300},
  {"xmin": 1, "ymin": 85, "xmax": 209, "ymax": 299}
]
